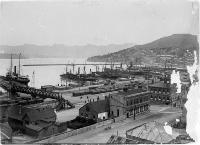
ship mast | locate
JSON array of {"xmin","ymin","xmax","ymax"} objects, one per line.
[
  {"xmin": 65, "ymin": 65, "xmax": 68, "ymax": 86},
  {"xmin": 18, "ymin": 53, "xmax": 21, "ymax": 75},
  {"xmin": 10, "ymin": 54, "xmax": 13, "ymax": 75}
]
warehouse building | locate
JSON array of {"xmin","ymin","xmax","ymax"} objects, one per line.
[
  {"xmin": 109, "ymin": 88, "xmax": 150, "ymax": 119},
  {"xmin": 148, "ymin": 82, "xmax": 171, "ymax": 105}
]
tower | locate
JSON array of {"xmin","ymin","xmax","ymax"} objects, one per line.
[{"xmin": 31, "ymin": 71, "xmax": 35, "ymax": 87}]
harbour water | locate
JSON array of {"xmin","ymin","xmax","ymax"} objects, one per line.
[{"xmin": 0, "ymin": 58, "xmax": 106, "ymax": 89}]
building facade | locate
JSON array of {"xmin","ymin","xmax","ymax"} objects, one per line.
[
  {"xmin": 109, "ymin": 89, "xmax": 150, "ymax": 119},
  {"xmin": 148, "ymin": 82, "xmax": 171, "ymax": 105}
]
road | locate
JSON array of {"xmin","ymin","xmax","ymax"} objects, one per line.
[{"xmin": 56, "ymin": 105, "xmax": 182, "ymax": 143}]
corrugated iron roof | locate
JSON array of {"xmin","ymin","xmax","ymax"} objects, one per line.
[
  {"xmin": 115, "ymin": 89, "xmax": 148, "ymax": 97},
  {"xmin": 80, "ymin": 99, "xmax": 109, "ymax": 114},
  {"xmin": 126, "ymin": 121, "xmax": 174, "ymax": 143}
]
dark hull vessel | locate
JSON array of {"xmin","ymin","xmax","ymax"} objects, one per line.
[
  {"xmin": 0, "ymin": 54, "xmax": 75, "ymax": 134},
  {"xmin": 60, "ymin": 73, "xmax": 97, "ymax": 82}
]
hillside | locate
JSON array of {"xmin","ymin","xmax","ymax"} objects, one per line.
[
  {"xmin": 87, "ymin": 34, "xmax": 199, "ymax": 67},
  {"xmin": 0, "ymin": 43, "xmax": 134, "ymax": 59}
]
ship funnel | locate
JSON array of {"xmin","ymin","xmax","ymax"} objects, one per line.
[{"xmin": 14, "ymin": 66, "xmax": 17, "ymax": 74}]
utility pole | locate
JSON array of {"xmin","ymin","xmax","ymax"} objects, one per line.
[
  {"xmin": 133, "ymin": 107, "xmax": 136, "ymax": 120},
  {"xmin": 83, "ymin": 66, "xmax": 86, "ymax": 74},
  {"xmin": 78, "ymin": 67, "xmax": 80, "ymax": 74},
  {"xmin": 32, "ymin": 71, "xmax": 35, "ymax": 87},
  {"xmin": 147, "ymin": 71, "xmax": 149, "ymax": 91},
  {"xmin": 72, "ymin": 64, "xmax": 75, "ymax": 74}
]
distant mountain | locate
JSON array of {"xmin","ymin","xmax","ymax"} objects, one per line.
[
  {"xmin": 87, "ymin": 34, "xmax": 199, "ymax": 67},
  {"xmin": 0, "ymin": 43, "xmax": 134, "ymax": 59}
]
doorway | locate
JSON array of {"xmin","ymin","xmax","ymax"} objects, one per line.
[{"xmin": 127, "ymin": 112, "xmax": 129, "ymax": 118}]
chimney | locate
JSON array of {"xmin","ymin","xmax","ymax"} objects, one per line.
[{"xmin": 123, "ymin": 87, "xmax": 128, "ymax": 92}]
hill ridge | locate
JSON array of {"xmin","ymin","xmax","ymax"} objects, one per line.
[{"xmin": 87, "ymin": 34, "xmax": 199, "ymax": 67}]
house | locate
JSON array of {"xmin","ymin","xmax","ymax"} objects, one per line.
[
  {"xmin": 109, "ymin": 88, "xmax": 150, "ymax": 119},
  {"xmin": 7, "ymin": 104, "xmax": 57, "ymax": 138},
  {"xmin": 79, "ymin": 99, "xmax": 110, "ymax": 122}
]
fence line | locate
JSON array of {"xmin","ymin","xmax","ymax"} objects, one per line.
[
  {"xmin": 25, "ymin": 115, "xmax": 128, "ymax": 143},
  {"xmin": 35, "ymin": 119, "xmax": 114, "ymax": 143}
]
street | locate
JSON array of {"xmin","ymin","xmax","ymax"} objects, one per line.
[{"xmin": 56, "ymin": 105, "xmax": 182, "ymax": 143}]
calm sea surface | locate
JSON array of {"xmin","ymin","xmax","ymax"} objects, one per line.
[{"xmin": 0, "ymin": 58, "xmax": 106, "ymax": 89}]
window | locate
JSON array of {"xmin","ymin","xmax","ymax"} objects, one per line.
[
  {"xmin": 86, "ymin": 106, "xmax": 90, "ymax": 111},
  {"xmin": 93, "ymin": 115, "xmax": 95, "ymax": 119},
  {"xmin": 137, "ymin": 107, "xmax": 139, "ymax": 113},
  {"xmin": 25, "ymin": 120, "xmax": 29, "ymax": 125},
  {"xmin": 117, "ymin": 109, "xmax": 119, "ymax": 117},
  {"xmin": 127, "ymin": 101, "xmax": 129, "ymax": 106}
]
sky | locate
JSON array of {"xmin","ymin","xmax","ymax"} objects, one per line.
[{"xmin": 0, "ymin": 0, "xmax": 199, "ymax": 45}]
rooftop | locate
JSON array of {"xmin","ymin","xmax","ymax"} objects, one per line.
[
  {"xmin": 126, "ymin": 121, "xmax": 174, "ymax": 143},
  {"xmin": 107, "ymin": 135, "xmax": 154, "ymax": 144},
  {"xmin": 80, "ymin": 99, "xmax": 109, "ymax": 114},
  {"xmin": 25, "ymin": 122, "xmax": 52, "ymax": 131},
  {"xmin": 8, "ymin": 105, "xmax": 56, "ymax": 123},
  {"xmin": 149, "ymin": 82, "xmax": 170, "ymax": 88},
  {"xmin": 116, "ymin": 89, "xmax": 149, "ymax": 98},
  {"xmin": 25, "ymin": 100, "xmax": 57, "ymax": 109}
]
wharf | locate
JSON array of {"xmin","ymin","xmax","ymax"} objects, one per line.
[{"xmin": 54, "ymin": 84, "xmax": 103, "ymax": 93}]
